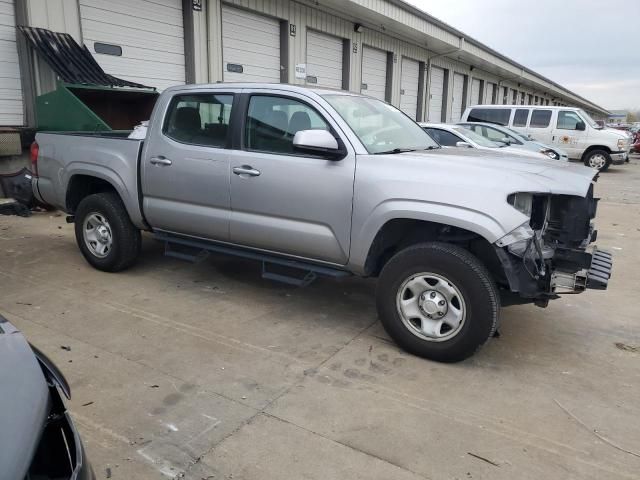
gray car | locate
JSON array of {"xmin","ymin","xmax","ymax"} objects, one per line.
[
  {"xmin": 458, "ymin": 122, "xmax": 569, "ymax": 161},
  {"xmin": 0, "ymin": 315, "xmax": 94, "ymax": 480},
  {"xmin": 32, "ymin": 84, "xmax": 613, "ymax": 362}
]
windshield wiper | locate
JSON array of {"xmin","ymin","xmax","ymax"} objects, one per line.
[{"xmin": 374, "ymin": 148, "xmax": 417, "ymax": 155}]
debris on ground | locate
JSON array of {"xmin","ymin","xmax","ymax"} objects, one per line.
[
  {"xmin": 82, "ymin": 401, "xmax": 94, "ymax": 407},
  {"xmin": 0, "ymin": 198, "xmax": 31, "ymax": 217},
  {"xmin": 60, "ymin": 345, "xmax": 71, "ymax": 351},
  {"xmin": 615, "ymin": 342, "xmax": 639, "ymax": 353},
  {"xmin": 467, "ymin": 452, "xmax": 500, "ymax": 467}
]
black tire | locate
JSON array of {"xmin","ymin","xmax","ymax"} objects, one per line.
[
  {"xmin": 74, "ymin": 192, "xmax": 141, "ymax": 272},
  {"xmin": 583, "ymin": 149, "xmax": 611, "ymax": 171},
  {"xmin": 376, "ymin": 242, "xmax": 499, "ymax": 363}
]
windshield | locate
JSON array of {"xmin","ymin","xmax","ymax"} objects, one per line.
[
  {"xmin": 323, "ymin": 94, "xmax": 439, "ymax": 153},
  {"xmin": 578, "ymin": 109, "xmax": 600, "ymax": 129},
  {"xmin": 452, "ymin": 127, "xmax": 502, "ymax": 148}
]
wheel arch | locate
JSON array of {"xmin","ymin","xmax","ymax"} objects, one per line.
[
  {"xmin": 581, "ymin": 145, "xmax": 611, "ymax": 161},
  {"xmin": 360, "ymin": 217, "xmax": 508, "ymax": 289},
  {"xmin": 64, "ymin": 167, "xmax": 145, "ymax": 228}
]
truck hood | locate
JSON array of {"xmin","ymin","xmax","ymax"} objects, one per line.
[
  {"xmin": 0, "ymin": 316, "xmax": 51, "ymax": 480},
  {"xmin": 393, "ymin": 147, "xmax": 597, "ymax": 197}
]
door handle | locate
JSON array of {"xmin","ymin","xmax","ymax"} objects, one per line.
[
  {"xmin": 233, "ymin": 165, "xmax": 261, "ymax": 177},
  {"xmin": 150, "ymin": 156, "xmax": 172, "ymax": 166}
]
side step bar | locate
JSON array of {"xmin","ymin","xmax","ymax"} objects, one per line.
[{"xmin": 155, "ymin": 232, "xmax": 351, "ymax": 287}]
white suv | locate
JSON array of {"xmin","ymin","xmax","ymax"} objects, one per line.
[{"xmin": 461, "ymin": 105, "xmax": 630, "ymax": 171}]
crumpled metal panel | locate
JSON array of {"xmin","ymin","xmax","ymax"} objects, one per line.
[{"xmin": 18, "ymin": 26, "xmax": 152, "ymax": 89}]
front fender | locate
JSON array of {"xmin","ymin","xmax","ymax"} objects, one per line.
[{"xmin": 348, "ymin": 199, "xmax": 516, "ymax": 275}]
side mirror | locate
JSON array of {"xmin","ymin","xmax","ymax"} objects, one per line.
[
  {"xmin": 293, "ymin": 130, "xmax": 343, "ymax": 159},
  {"xmin": 575, "ymin": 121, "xmax": 586, "ymax": 131},
  {"xmin": 455, "ymin": 141, "xmax": 473, "ymax": 148},
  {"xmin": 500, "ymin": 137, "xmax": 512, "ymax": 145}
]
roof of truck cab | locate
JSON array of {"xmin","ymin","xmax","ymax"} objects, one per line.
[{"xmin": 163, "ymin": 83, "xmax": 369, "ymax": 98}]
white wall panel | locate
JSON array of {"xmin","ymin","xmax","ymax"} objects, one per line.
[
  {"xmin": 306, "ymin": 30, "xmax": 342, "ymax": 89},
  {"xmin": 0, "ymin": 0, "xmax": 23, "ymax": 125},
  {"xmin": 399, "ymin": 57, "xmax": 419, "ymax": 119},
  {"xmin": 80, "ymin": 0, "xmax": 185, "ymax": 91},
  {"xmin": 427, "ymin": 66, "xmax": 444, "ymax": 122},
  {"xmin": 361, "ymin": 45, "xmax": 387, "ymax": 101},
  {"xmin": 221, "ymin": 5, "xmax": 280, "ymax": 83}
]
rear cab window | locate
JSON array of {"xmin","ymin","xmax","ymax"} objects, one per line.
[
  {"xmin": 164, "ymin": 93, "xmax": 234, "ymax": 147},
  {"xmin": 466, "ymin": 108, "xmax": 511, "ymax": 126},
  {"xmin": 530, "ymin": 109, "xmax": 552, "ymax": 128}
]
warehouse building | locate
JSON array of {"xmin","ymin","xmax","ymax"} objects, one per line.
[{"xmin": 1, "ymin": 0, "xmax": 610, "ymax": 131}]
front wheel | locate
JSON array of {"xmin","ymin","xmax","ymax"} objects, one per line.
[
  {"xmin": 376, "ymin": 242, "xmax": 499, "ymax": 363},
  {"xmin": 583, "ymin": 149, "xmax": 611, "ymax": 171},
  {"xmin": 74, "ymin": 192, "xmax": 141, "ymax": 272}
]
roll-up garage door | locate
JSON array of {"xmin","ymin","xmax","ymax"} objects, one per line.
[
  {"xmin": 470, "ymin": 78, "xmax": 481, "ymax": 106},
  {"xmin": 399, "ymin": 57, "xmax": 420, "ymax": 119},
  {"xmin": 428, "ymin": 66, "xmax": 445, "ymax": 122},
  {"xmin": 361, "ymin": 46, "xmax": 387, "ymax": 101},
  {"xmin": 485, "ymin": 83, "xmax": 495, "ymax": 104},
  {"xmin": 306, "ymin": 30, "xmax": 343, "ymax": 89},
  {"xmin": 222, "ymin": 6, "xmax": 280, "ymax": 83},
  {"xmin": 450, "ymin": 73, "xmax": 465, "ymax": 122},
  {"xmin": 0, "ymin": 0, "xmax": 23, "ymax": 125},
  {"xmin": 80, "ymin": 0, "xmax": 185, "ymax": 91}
]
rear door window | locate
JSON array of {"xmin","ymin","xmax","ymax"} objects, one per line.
[
  {"xmin": 513, "ymin": 109, "xmax": 530, "ymax": 127},
  {"xmin": 530, "ymin": 109, "xmax": 552, "ymax": 128},
  {"xmin": 466, "ymin": 108, "xmax": 511, "ymax": 125},
  {"xmin": 164, "ymin": 93, "xmax": 234, "ymax": 147}
]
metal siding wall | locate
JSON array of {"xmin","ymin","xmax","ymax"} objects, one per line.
[
  {"xmin": 0, "ymin": 0, "xmax": 23, "ymax": 125},
  {"xmin": 192, "ymin": 0, "xmax": 208, "ymax": 82},
  {"xmin": 198, "ymin": 0, "xmax": 601, "ymax": 114}
]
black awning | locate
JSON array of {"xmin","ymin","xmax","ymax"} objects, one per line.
[{"xmin": 18, "ymin": 26, "xmax": 152, "ymax": 89}]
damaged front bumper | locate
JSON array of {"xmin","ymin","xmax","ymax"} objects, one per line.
[
  {"xmin": 495, "ymin": 183, "xmax": 613, "ymax": 306},
  {"xmin": 550, "ymin": 247, "xmax": 613, "ymax": 292}
]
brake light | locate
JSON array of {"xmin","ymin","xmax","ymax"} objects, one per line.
[{"xmin": 30, "ymin": 141, "xmax": 39, "ymax": 176}]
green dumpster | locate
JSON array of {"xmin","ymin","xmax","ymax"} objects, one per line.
[{"xmin": 36, "ymin": 83, "xmax": 158, "ymax": 132}]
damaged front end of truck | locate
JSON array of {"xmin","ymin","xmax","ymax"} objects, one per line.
[{"xmin": 495, "ymin": 178, "xmax": 612, "ymax": 307}]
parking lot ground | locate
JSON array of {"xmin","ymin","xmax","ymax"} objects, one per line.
[{"xmin": 1, "ymin": 157, "xmax": 640, "ymax": 479}]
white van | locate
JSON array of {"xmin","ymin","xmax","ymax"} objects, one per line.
[{"xmin": 461, "ymin": 105, "xmax": 630, "ymax": 171}]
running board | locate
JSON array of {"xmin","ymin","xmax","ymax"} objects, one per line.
[{"xmin": 155, "ymin": 232, "xmax": 351, "ymax": 287}]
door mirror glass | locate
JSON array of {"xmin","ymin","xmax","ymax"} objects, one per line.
[
  {"xmin": 576, "ymin": 121, "xmax": 586, "ymax": 131},
  {"xmin": 293, "ymin": 130, "xmax": 341, "ymax": 158},
  {"xmin": 455, "ymin": 141, "xmax": 473, "ymax": 148},
  {"xmin": 500, "ymin": 137, "xmax": 512, "ymax": 145}
]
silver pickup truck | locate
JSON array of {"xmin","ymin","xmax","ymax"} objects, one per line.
[{"xmin": 32, "ymin": 83, "xmax": 612, "ymax": 362}]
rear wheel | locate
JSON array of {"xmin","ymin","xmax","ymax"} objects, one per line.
[
  {"xmin": 74, "ymin": 192, "xmax": 141, "ymax": 272},
  {"xmin": 376, "ymin": 242, "xmax": 499, "ymax": 363},
  {"xmin": 583, "ymin": 149, "xmax": 611, "ymax": 171}
]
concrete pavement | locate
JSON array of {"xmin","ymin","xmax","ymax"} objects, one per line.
[{"xmin": 1, "ymin": 158, "xmax": 639, "ymax": 479}]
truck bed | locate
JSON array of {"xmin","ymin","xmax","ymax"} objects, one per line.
[{"xmin": 33, "ymin": 132, "xmax": 147, "ymax": 229}]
